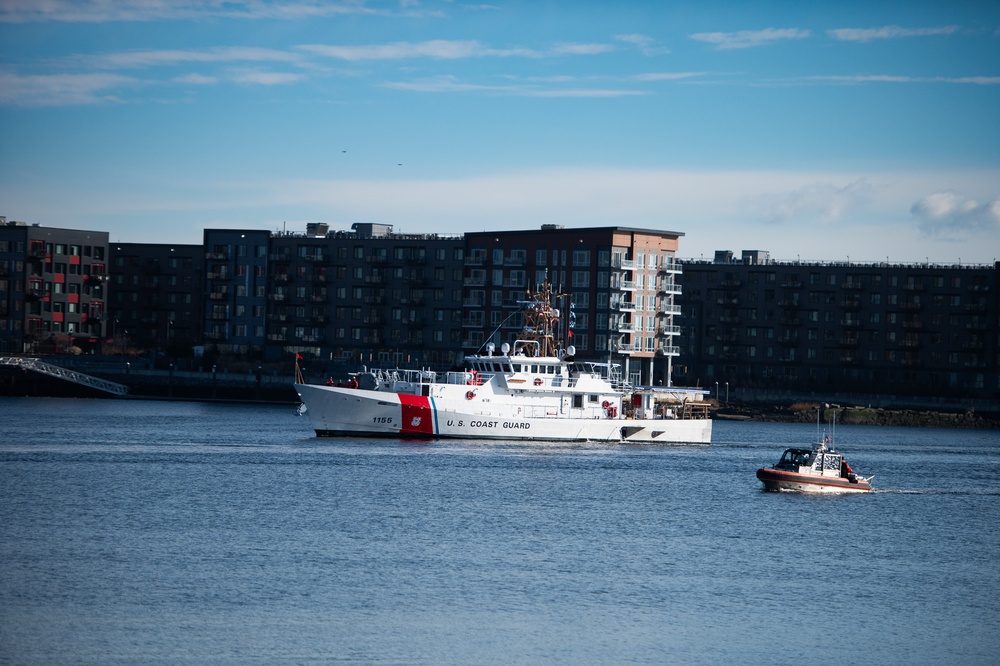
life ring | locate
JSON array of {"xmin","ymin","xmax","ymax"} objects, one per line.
[
  {"xmin": 466, "ymin": 390, "xmax": 475, "ymax": 400},
  {"xmin": 602, "ymin": 400, "xmax": 610, "ymax": 409},
  {"xmin": 534, "ymin": 377, "xmax": 543, "ymax": 386}
]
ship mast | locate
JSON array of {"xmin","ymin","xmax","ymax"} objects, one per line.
[{"xmin": 519, "ymin": 280, "xmax": 564, "ymax": 357}]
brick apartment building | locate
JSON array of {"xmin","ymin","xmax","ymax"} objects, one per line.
[
  {"xmin": 462, "ymin": 226, "xmax": 685, "ymax": 387},
  {"xmin": 0, "ymin": 218, "xmax": 109, "ymax": 353}
]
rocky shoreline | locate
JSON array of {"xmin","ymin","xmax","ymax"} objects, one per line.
[{"xmin": 715, "ymin": 402, "xmax": 999, "ymax": 430}]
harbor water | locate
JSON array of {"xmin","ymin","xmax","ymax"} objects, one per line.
[{"xmin": 1, "ymin": 397, "xmax": 998, "ymax": 665}]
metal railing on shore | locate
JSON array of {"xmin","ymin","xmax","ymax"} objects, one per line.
[{"xmin": 0, "ymin": 356, "xmax": 129, "ymax": 396}]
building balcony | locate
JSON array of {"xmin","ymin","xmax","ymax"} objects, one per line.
[
  {"xmin": 658, "ymin": 304, "xmax": 682, "ymax": 316},
  {"xmin": 659, "ymin": 259, "xmax": 682, "ymax": 274}
]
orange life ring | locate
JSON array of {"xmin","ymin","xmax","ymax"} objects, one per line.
[
  {"xmin": 466, "ymin": 390, "xmax": 475, "ymax": 400},
  {"xmin": 602, "ymin": 400, "xmax": 610, "ymax": 409},
  {"xmin": 534, "ymin": 378, "xmax": 543, "ymax": 386}
]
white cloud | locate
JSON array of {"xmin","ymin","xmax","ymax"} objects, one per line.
[
  {"xmin": 828, "ymin": 25, "xmax": 961, "ymax": 42},
  {"xmin": 750, "ymin": 179, "xmax": 876, "ymax": 225},
  {"xmin": 77, "ymin": 47, "xmax": 303, "ymax": 70},
  {"xmin": 300, "ymin": 40, "xmax": 495, "ymax": 61},
  {"xmin": 633, "ymin": 72, "xmax": 705, "ymax": 82},
  {"xmin": 173, "ymin": 73, "xmax": 218, "ymax": 85},
  {"xmin": 0, "ymin": 0, "xmax": 373, "ymax": 23},
  {"xmin": 382, "ymin": 75, "xmax": 644, "ymax": 97},
  {"xmin": 231, "ymin": 70, "xmax": 306, "ymax": 85},
  {"xmin": 299, "ymin": 39, "xmax": 613, "ymax": 61},
  {"xmin": 690, "ymin": 28, "xmax": 810, "ymax": 50},
  {"xmin": 911, "ymin": 191, "xmax": 1000, "ymax": 239},
  {"xmin": 615, "ymin": 34, "xmax": 670, "ymax": 56},
  {"xmin": 0, "ymin": 71, "xmax": 136, "ymax": 106},
  {"xmin": 550, "ymin": 43, "xmax": 615, "ymax": 56}
]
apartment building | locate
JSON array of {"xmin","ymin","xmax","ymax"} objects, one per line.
[
  {"xmin": 202, "ymin": 224, "xmax": 466, "ymax": 368},
  {"xmin": 108, "ymin": 242, "xmax": 205, "ymax": 356},
  {"xmin": 0, "ymin": 218, "xmax": 109, "ymax": 353},
  {"xmin": 676, "ymin": 250, "xmax": 999, "ymax": 400},
  {"xmin": 462, "ymin": 226, "xmax": 685, "ymax": 386}
]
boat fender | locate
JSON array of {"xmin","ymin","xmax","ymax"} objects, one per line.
[
  {"xmin": 534, "ymin": 377, "xmax": 543, "ymax": 386},
  {"xmin": 466, "ymin": 390, "xmax": 475, "ymax": 400}
]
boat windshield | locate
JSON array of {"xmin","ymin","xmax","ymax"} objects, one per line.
[{"xmin": 779, "ymin": 449, "xmax": 813, "ymax": 466}]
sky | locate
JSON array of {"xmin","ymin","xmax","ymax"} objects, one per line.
[{"xmin": 1, "ymin": 0, "xmax": 998, "ymax": 264}]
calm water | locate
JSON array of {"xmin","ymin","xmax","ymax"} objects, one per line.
[{"xmin": 1, "ymin": 398, "xmax": 998, "ymax": 665}]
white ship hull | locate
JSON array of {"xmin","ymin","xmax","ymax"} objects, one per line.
[{"xmin": 295, "ymin": 383, "xmax": 712, "ymax": 444}]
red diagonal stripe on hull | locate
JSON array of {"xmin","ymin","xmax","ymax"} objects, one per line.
[{"xmin": 398, "ymin": 394, "xmax": 434, "ymax": 435}]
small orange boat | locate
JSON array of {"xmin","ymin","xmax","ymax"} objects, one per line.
[{"xmin": 757, "ymin": 410, "xmax": 873, "ymax": 493}]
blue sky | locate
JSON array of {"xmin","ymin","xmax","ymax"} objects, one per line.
[{"xmin": 1, "ymin": 0, "xmax": 998, "ymax": 263}]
